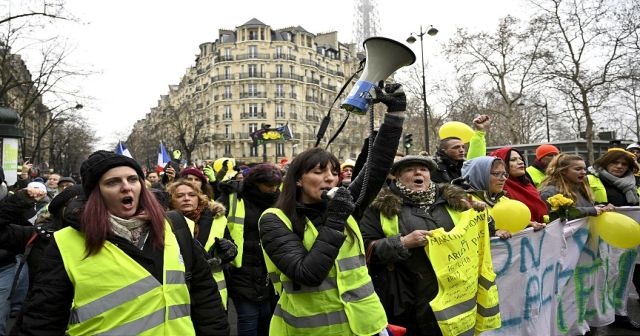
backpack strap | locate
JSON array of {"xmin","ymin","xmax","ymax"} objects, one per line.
[{"xmin": 165, "ymin": 210, "xmax": 194, "ymax": 288}]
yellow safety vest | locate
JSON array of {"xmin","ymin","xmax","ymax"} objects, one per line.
[
  {"xmin": 426, "ymin": 209, "xmax": 500, "ymax": 336},
  {"xmin": 526, "ymin": 166, "xmax": 546, "ymax": 187},
  {"xmin": 227, "ymin": 193, "xmax": 245, "ymax": 267},
  {"xmin": 380, "ymin": 208, "xmax": 500, "ymax": 335},
  {"xmin": 261, "ymin": 208, "xmax": 387, "ymax": 336},
  {"xmin": 185, "ymin": 215, "xmax": 230, "ymax": 310},
  {"xmin": 54, "ymin": 222, "xmax": 195, "ymax": 336}
]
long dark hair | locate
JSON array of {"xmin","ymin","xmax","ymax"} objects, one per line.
[
  {"xmin": 275, "ymin": 147, "xmax": 340, "ymax": 238},
  {"xmin": 81, "ymin": 181, "xmax": 166, "ymax": 256}
]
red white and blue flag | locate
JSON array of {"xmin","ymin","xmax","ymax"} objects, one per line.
[{"xmin": 157, "ymin": 141, "xmax": 171, "ymax": 172}]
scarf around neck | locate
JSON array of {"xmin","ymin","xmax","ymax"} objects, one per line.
[
  {"xmin": 110, "ymin": 214, "xmax": 149, "ymax": 249},
  {"xmin": 597, "ymin": 168, "xmax": 639, "ymax": 205},
  {"xmin": 394, "ymin": 181, "xmax": 437, "ymax": 209},
  {"xmin": 504, "ymin": 176, "xmax": 548, "ymax": 223}
]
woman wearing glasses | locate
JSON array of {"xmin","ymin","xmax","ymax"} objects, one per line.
[
  {"xmin": 460, "ymin": 156, "xmax": 534, "ymax": 238},
  {"xmin": 489, "ymin": 147, "xmax": 548, "ymax": 226}
]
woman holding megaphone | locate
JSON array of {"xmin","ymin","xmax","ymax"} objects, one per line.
[{"xmin": 258, "ymin": 83, "xmax": 405, "ymax": 335}]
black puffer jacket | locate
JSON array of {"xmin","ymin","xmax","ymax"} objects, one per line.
[
  {"xmin": 359, "ymin": 183, "xmax": 469, "ymax": 333},
  {"xmin": 18, "ymin": 198, "xmax": 229, "ymax": 336},
  {"xmin": 218, "ymin": 180, "xmax": 279, "ymax": 303},
  {"xmin": 259, "ymin": 112, "xmax": 403, "ymax": 287},
  {"xmin": 430, "ymin": 150, "xmax": 463, "ymax": 184},
  {"xmin": 0, "ymin": 190, "xmax": 48, "ymax": 268}
]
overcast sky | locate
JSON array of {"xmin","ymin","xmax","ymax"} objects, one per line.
[{"xmin": 16, "ymin": 0, "xmax": 530, "ymax": 150}]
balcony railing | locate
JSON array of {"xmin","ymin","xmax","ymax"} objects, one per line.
[
  {"xmin": 241, "ymin": 112, "xmax": 266, "ymax": 119},
  {"xmin": 305, "ymin": 96, "xmax": 319, "ymax": 103},
  {"xmin": 306, "ymin": 78, "xmax": 320, "ymax": 85},
  {"xmin": 273, "ymin": 53, "xmax": 296, "ymax": 61},
  {"xmin": 289, "ymin": 93, "xmax": 297, "ymax": 99},
  {"xmin": 240, "ymin": 92, "xmax": 266, "ymax": 98},
  {"xmin": 301, "ymin": 59, "xmax": 319, "ymax": 67},
  {"xmin": 236, "ymin": 53, "xmax": 271, "ymax": 60},
  {"xmin": 213, "ymin": 134, "xmax": 235, "ymax": 140},
  {"xmin": 239, "ymin": 72, "xmax": 266, "ymax": 79},
  {"xmin": 215, "ymin": 55, "xmax": 234, "ymax": 62}
]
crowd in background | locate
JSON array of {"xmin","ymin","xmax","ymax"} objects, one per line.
[{"xmin": 2, "ymin": 82, "xmax": 640, "ymax": 335}]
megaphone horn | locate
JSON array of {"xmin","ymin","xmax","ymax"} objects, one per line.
[{"xmin": 341, "ymin": 37, "xmax": 416, "ymax": 114}]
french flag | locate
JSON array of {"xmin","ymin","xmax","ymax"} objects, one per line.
[
  {"xmin": 115, "ymin": 141, "xmax": 133, "ymax": 158},
  {"xmin": 157, "ymin": 141, "xmax": 171, "ymax": 173}
]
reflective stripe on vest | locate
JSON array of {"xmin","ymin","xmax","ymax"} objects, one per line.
[
  {"xmin": 227, "ymin": 193, "xmax": 245, "ymax": 267},
  {"xmin": 202, "ymin": 215, "xmax": 230, "ymax": 310},
  {"xmin": 55, "ymin": 222, "xmax": 194, "ymax": 336},
  {"xmin": 261, "ymin": 208, "xmax": 387, "ymax": 335},
  {"xmin": 425, "ymin": 209, "xmax": 501, "ymax": 335}
]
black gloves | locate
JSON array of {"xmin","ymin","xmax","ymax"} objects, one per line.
[
  {"xmin": 373, "ymin": 83, "xmax": 406, "ymax": 112},
  {"xmin": 207, "ymin": 237, "xmax": 238, "ymax": 267},
  {"xmin": 325, "ymin": 187, "xmax": 355, "ymax": 232}
]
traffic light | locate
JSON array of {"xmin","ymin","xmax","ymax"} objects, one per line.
[{"xmin": 403, "ymin": 133, "xmax": 413, "ymax": 154}]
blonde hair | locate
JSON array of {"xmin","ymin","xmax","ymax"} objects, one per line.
[{"xmin": 539, "ymin": 153, "xmax": 593, "ymax": 202}]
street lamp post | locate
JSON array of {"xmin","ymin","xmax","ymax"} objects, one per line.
[
  {"xmin": 262, "ymin": 123, "xmax": 271, "ymax": 163},
  {"xmin": 407, "ymin": 25, "xmax": 438, "ymax": 153}
]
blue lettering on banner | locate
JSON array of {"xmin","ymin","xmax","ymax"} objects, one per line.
[
  {"xmin": 491, "ymin": 239, "xmax": 512, "ymax": 278},
  {"xmin": 520, "ymin": 231, "xmax": 546, "ymax": 272}
]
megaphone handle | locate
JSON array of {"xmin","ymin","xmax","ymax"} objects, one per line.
[
  {"xmin": 314, "ymin": 116, "xmax": 331, "ymax": 148},
  {"xmin": 354, "ymin": 104, "xmax": 375, "ymax": 207}
]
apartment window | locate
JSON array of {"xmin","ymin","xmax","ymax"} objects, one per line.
[
  {"xmin": 276, "ymin": 103, "xmax": 284, "ymax": 118},
  {"xmin": 248, "ymin": 84, "xmax": 257, "ymax": 96},
  {"xmin": 249, "ymin": 104, "xmax": 259, "ymax": 117},
  {"xmin": 249, "ymin": 123, "xmax": 258, "ymax": 133},
  {"xmin": 224, "ymin": 66, "xmax": 231, "ymax": 80},
  {"xmin": 224, "ymin": 48, "xmax": 231, "ymax": 58},
  {"xmin": 248, "ymin": 64, "xmax": 258, "ymax": 77},
  {"xmin": 224, "ymin": 125, "xmax": 231, "ymax": 139},
  {"xmin": 224, "ymin": 85, "xmax": 232, "ymax": 99},
  {"xmin": 276, "ymin": 84, "xmax": 284, "ymax": 97},
  {"xmin": 224, "ymin": 105, "xmax": 232, "ymax": 120},
  {"xmin": 276, "ymin": 46, "xmax": 282, "ymax": 57},
  {"xmin": 225, "ymin": 144, "xmax": 232, "ymax": 156},
  {"xmin": 276, "ymin": 143, "xmax": 285, "ymax": 157},
  {"xmin": 249, "ymin": 30, "xmax": 258, "ymax": 40},
  {"xmin": 249, "ymin": 144, "xmax": 258, "ymax": 156},
  {"xmin": 289, "ymin": 65, "xmax": 295, "ymax": 78},
  {"xmin": 249, "ymin": 45, "xmax": 258, "ymax": 58},
  {"xmin": 276, "ymin": 64, "xmax": 283, "ymax": 77}
]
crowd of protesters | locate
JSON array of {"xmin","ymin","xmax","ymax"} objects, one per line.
[{"xmin": 1, "ymin": 82, "xmax": 640, "ymax": 336}]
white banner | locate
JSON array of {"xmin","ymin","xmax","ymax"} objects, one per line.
[{"xmin": 483, "ymin": 208, "xmax": 639, "ymax": 336}]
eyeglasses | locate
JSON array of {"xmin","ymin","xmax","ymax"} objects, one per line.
[{"xmin": 489, "ymin": 172, "xmax": 509, "ymax": 179}]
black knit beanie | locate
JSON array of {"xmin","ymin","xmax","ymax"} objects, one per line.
[
  {"xmin": 244, "ymin": 163, "xmax": 283, "ymax": 186},
  {"xmin": 80, "ymin": 150, "xmax": 145, "ymax": 196}
]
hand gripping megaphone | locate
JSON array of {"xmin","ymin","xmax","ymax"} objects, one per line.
[{"xmin": 341, "ymin": 37, "xmax": 416, "ymax": 114}]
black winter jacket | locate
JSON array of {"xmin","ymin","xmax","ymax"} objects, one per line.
[
  {"xmin": 430, "ymin": 150, "xmax": 463, "ymax": 184},
  {"xmin": 359, "ymin": 183, "xmax": 469, "ymax": 333},
  {"xmin": 18, "ymin": 198, "xmax": 229, "ymax": 336},
  {"xmin": 259, "ymin": 112, "xmax": 403, "ymax": 288},
  {"xmin": 0, "ymin": 190, "xmax": 48, "ymax": 268},
  {"xmin": 218, "ymin": 180, "xmax": 279, "ymax": 302}
]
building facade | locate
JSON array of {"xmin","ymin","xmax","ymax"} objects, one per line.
[{"xmin": 128, "ymin": 18, "xmax": 380, "ymax": 166}]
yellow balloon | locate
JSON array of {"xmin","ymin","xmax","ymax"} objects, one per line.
[
  {"xmin": 490, "ymin": 199, "xmax": 531, "ymax": 234},
  {"xmin": 438, "ymin": 121, "xmax": 475, "ymax": 143},
  {"xmin": 590, "ymin": 212, "xmax": 640, "ymax": 249}
]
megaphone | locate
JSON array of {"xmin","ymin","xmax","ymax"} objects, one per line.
[{"xmin": 341, "ymin": 37, "xmax": 416, "ymax": 114}]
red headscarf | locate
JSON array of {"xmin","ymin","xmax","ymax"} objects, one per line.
[{"xmin": 489, "ymin": 146, "xmax": 548, "ymax": 223}]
